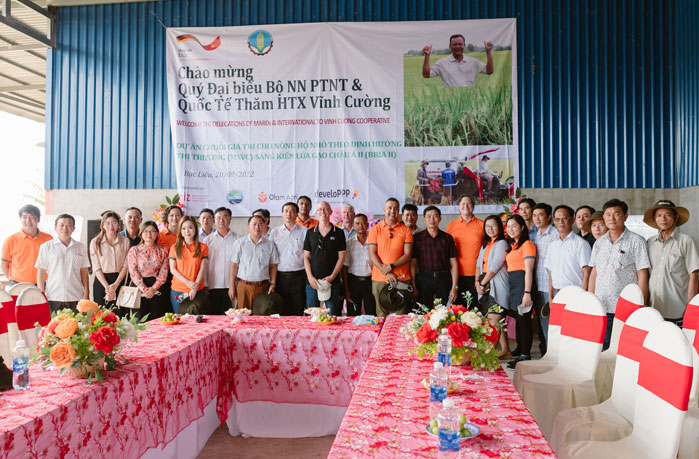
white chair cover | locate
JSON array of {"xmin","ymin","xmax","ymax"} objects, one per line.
[
  {"xmin": 679, "ymin": 407, "xmax": 699, "ymax": 459},
  {"xmin": 550, "ymin": 307, "xmax": 664, "ymax": 453},
  {"xmin": 6, "ymin": 282, "xmax": 38, "ymax": 297},
  {"xmin": 595, "ymin": 284, "xmax": 644, "ymax": 402},
  {"xmin": 678, "ymin": 295, "xmax": 699, "ymax": 459},
  {"xmin": 519, "ymin": 291, "xmax": 607, "ymax": 439},
  {"xmin": 14, "ymin": 287, "xmax": 50, "ymax": 355},
  {"xmin": 560, "ymin": 322, "xmax": 694, "ymax": 459},
  {"xmin": 513, "ymin": 286, "xmax": 584, "ymax": 392}
]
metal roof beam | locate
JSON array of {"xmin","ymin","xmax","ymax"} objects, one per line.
[
  {"xmin": 0, "ymin": 92, "xmax": 43, "ymax": 110},
  {"xmin": 0, "ymin": 43, "xmax": 45, "ymax": 51},
  {"xmin": 15, "ymin": 0, "xmax": 50, "ymax": 18},
  {"xmin": 0, "ymin": 54, "xmax": 45, "ymax": 78},
  {"xmin": 0, "ymin": 0, "xmax": 54, "ymax": 48},
  {"xmin": 0, "ymin": 84, "xmax": 44, "ymax": 92}
]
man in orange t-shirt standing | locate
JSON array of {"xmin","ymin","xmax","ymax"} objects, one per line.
[
  {"xmin": 446, "ymin": 194, "xmax": 484, "ymax": 305},
  {"xmin": 1, "ymin": 204, "xmax": 52, "ymax": 285},
  {"xmin": 367, "ymin": 198, "xmax": 414, "ymax": 316}
]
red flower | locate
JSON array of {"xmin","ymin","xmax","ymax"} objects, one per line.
[
  {"xmin": 446, "ymin": 322, "xmax": 470, "ymax": 348},
  {"xmin": 416, "ymin": 322, "xmax": 438, "ymax": 344},
  {"xmin": 451, "ymin": 305, "xmax": 468, "ymax": 316},
  {"xmin": 90, "ymin": 310, "xmax": 117, "ymax": 324},
  {"xmin": 89, "ymin": 326, "xmax": 121, "ymax": 353},
  {"xmin": 485, "ymin": 324, "xmax": 499, "ymax": 344}
]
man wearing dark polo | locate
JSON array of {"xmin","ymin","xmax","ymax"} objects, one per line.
[
  {"xmin": 303, "ymin": 201, "xmax": 346, "ymax": 315},
  {"xmin": 411, "ymin": 206, "xmax": 459, "ymax": 307}
]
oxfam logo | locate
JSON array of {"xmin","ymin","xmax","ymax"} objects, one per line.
[
  {"xmin": 247, "ymin": 30, "xmax": 273, "ymax": 56},
  {"xmin": 227, "ymin": 190, "xmax": 244, "ymax": 205}
]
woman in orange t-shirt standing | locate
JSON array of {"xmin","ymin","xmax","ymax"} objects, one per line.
[
  {"xmin": 504, "ymin": 214, "xmax": 538, "ymax": 369},
  {"xmin": 168, "ymin": 216, "xmax": 208, "ymax": 314}
]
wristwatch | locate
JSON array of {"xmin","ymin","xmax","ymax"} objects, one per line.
[{"xmin": 389, "ymin": 263, "xmax": 395, "ymax": 270}]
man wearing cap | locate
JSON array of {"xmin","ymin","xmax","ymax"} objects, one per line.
[
  {"xmin": 417, "ymin": 161, "xmax": 431, "ymax": 204},
  {"xmin": 582, "ymin": 211, "xmax": 608, "ymax": 245},
  {"xmin": 269, "ymin": 202, "xmax": 308, "ymax": 316},
  {"xmin": 2, "ymin": 204, "xmax": 52, "ymax": 285},
  {"xmin": 477, "ymin": 155, "xmax": 502, "ymax": 193},
  {"xmin": 441, "ymin": 162, "xmax": 456, "ymax": 205},
  {"xmin": 446, "ymin": 194, "xmax": 483, "ymax": 304},
  {"xmin": 645, "ymin": 200, "xmax": 699, "ymax": 325},
  {"xmin": 588, "ymin": 199, "xmax": 650, "ymax": 350}
]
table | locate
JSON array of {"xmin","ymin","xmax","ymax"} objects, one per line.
[
  {"xmin": 0, "ymin": 315, "xmax": 382, "ymax": 458},
  {"xmin": 328, "ymin": 315, "xmax": 555, "ymax": 458}
]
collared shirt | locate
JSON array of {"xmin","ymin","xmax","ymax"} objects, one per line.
[
  {"xmin": 412, "ymin": 229, "xmax": 457, "ymax": 272},
  {"xmin": 342, "ymin": 226, "xmax": 356, "ymax": 240},
  {"xmin": 1, "ymin": 230, "xmax": 52, "ymax": 283},
  {"xmin": 477, "ymin": 160, "xmax": 496, "ymax": 175},
  {"xmin": 429, "ymin": 54, "xmax": 487, "ymax": 87},
  {"xmin": 127, "ymin": 244, "xmax": 169, "ymax": 291},
  {"xmin": 231, "ymin": 235, "xmax": 280, "ymax": 282},
  {"xmin": 158, "ymin": 229, "xmax": 178, "ymax": 250},
  {"xmin": 532, "ymin": 224, "xmax": 559, "ymax": 292},
  {"xmin": 296, "ymin": 216, "xmax": 319, "ymax": 229},
  {"xmin": 169, "ymin": 242, "xmax": 209, "ymax": 292},
  {"xmin": 89, "ymin": 234, "xmax": 130, "ymax": 274},
  {"xmin": 446, "ymin": 216, "xmax": 483, "ymax": 277},
  {"xmin": 269, "ymin": 224, "xmax": 307, "ymax": 272},
  {"xmin": 344, "ymin": 235, "xmax": 373, "ymax": 277},
  {"xmin": 589, "ymin": 229, "xmax": 650, "ymax": 314},
  {"xmin": 204, "ymin": 230, "xmax": 239, "ymax": 289},
  {"xmin": 505, "ymin": 240, "xmax": 537, "ymax": 272},
  {"xmin": 119, "ymin": 229, "xmax": 141, "ymax": 247},
  {"xmin": 304, "ymin": 225, "xmax": 346, "ymax": 281},
  {"xmin": 199, "ymin": 229, "xmax": 214, "ymax": 242},
  {"xmin": 647, "ymin": 229, "xmax": 699, "ymax": 319},
  {"xmin": 367, "ymin": 220, "xmax": 413, "ymax": 282},
  {"xmin": 441, "ymin": 168, "xmax": 456, "ymax": 188},
  {"xmin": 35, "ymin": 238, "xmax": 90, "ymax": 302},
  {"xmin": 528, "ymin": 224, "xmax": 538, "ymax": 241},
  {"xmin": 544, "ymin": 232, "xmax": 591, "ymax": 290}
]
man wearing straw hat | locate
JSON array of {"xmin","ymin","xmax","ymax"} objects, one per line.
[{"xmin": 645, "ymin": 200, "xmax": 699, "ymax": 325}]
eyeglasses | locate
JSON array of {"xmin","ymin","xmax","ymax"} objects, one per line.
[
  {"xmin": 484, "ymin": 225, "xmax": 498, "ymax": 229},
  {"xmin": 318, "ymin": 238, "xmax": 325, "ymax": 250},
  {"xmin": 388, "ymin": 227, "xmax": 394, "ymax": 239},
  {"xmin": 553, "ymin": 217, "xmax": 571, "ymax": 223}
]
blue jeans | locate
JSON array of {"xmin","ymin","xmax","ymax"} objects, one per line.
[
  {"xmin": 603, "ymin": 313, "xmax": 614, "ymax": 351},
  {"xmin": 305, "ymin": 282, "xmax": 342, "ymax": 316}
]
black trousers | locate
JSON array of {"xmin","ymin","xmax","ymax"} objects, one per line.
[
  {"xmin": 416, "ymin": 271, "xmax": 451, "ymax": 308},
  {"xmin": 133, "ymin": 276, "xmax": 169, "ymax": 321},
  {"xmin": 93, "ymin": 272, "xmax": 127, "ymax": 316},
  {"xmin": 347, "ymin": 274, "xmax": 375, "ymax": 316},
  {"xmin": 457, "ymin": 275, "xmax": 477, "ymax": 307},
  {"xmin": 48, "ymin": 301, "xmax": 77, "ymax": 314},
  {"xmin": 276, "ymin": 270, "xmax": 307, "ymax": 316},
  {"xmin": 208, "ymin": 288, "xmax": 232, "ymax": 315}
]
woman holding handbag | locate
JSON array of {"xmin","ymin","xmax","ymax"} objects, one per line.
[
  {"xmin": 127, "ymin": 221, "xmax": 170, "ymax": 319},
  {"xmin": 90, "ymin": 210, "xmax": 130, "ymax": 314}
]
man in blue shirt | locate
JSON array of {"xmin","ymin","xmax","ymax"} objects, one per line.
[{"xmin": 441, "ymin": 162, "xmax": 456, "ymax": 205}]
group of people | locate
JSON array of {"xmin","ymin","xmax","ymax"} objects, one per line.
[{"xmin": 2, "ymin": 194, "xmax": 697, "ymax": 367}]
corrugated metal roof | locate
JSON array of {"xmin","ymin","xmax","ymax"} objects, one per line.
[{"xmin": 45, "ymin": 0, "xmax": 698, "ymax": 190}]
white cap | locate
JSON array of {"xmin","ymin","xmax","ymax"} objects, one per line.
[
  {"xmin": 433, "ymin": 362, "xmax": 443, "ymax": 370},
  {"xmin": 15, "ymin": 340, "xmax": 25, "ymax": 347},
  {"xmin": 442, "ymin": 398, "xmax": 455, "ymax": 408}
]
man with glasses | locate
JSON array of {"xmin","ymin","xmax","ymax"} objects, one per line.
[
  {"xmin": 2, "ymin": 204, "xmax": 52, "ymax": 285},
  {"xmin": 531, "ymin": 203, "xmax": 558, "ymax": 350},
  {"xmin": 203, "ymin": 207, "xmax": 238, "ymax": 314}
]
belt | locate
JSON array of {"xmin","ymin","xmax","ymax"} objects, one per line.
[
  {"xmin": 349, "ymin": 273, "xmax": 371, "ymax": 281},
  {"xmin": 421, "ymin": 270, "xmax": 450, "ymax": 278},
  {"xmin": 278, "ymin": 270, "xmax": 305, "ymax": 277},
  {"xmin": 237, "ymin": 278, "xmax": 270, "ymax": 286}
]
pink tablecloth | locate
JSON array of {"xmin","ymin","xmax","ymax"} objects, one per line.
[
  {"xmin": 329, "ymin": 315, "xmax": 555, "ymax": 458},
  {"xmin": 0, "ymin": 315, "xmax": 382, "ymax": 459}
]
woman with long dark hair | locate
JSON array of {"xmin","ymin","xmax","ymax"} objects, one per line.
[
  {"xmin": 89, "ymin": 211, "xmax": 130, "ymax": 313},
  {"xmin": 168, "ymin": 216, "xmax": 209, "ymax": 313},
  {"xmin": 127, "ymin": 221, "xmax": 170, "ymax": 319}
]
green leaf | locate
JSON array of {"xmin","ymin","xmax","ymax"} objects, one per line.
[
  {"xmin": 165, "ymin": 196, "xmax": 172, "ymax": 204},
  {"xmin": 172, "ymin": 193, "xmax": 180, "ymax": 203},
  {"xmin": 515, "ymin": 187, "xmax": 522, "ymax": 198}
]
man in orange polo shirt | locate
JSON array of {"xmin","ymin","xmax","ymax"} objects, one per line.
[
  {"xmin": 446, "ymin": 194, "xmax": 484, "ymax": 304},
  {"xmin": 296, "ymin": 195, "xmax": 319, "ymax": 229},
  {"xmin": 1, "ymin": 204, "xmax": 52, "ymax": 284},
  {"xmin": 368, "ymin": 198, "xmax": 414, "ymax": 316}
]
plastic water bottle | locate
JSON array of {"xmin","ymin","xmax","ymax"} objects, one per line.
[
  {"xmin": 429, "ymin": 361, "xmax": 448, "ymax": 403},
  {"xmin": 437, "ymin": 398, "xmax": 460, "ymax": 453},
  {"xmin": 12, "ymin": 340, "xmax": 30, "ymax": 390},
  {"xmin": 437, "ymin": 330, "xmax": 452, "ymax": 378}
]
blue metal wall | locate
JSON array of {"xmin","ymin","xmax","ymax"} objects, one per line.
[{"xmin": 45, "ymin": 0, "xmax": 697, "ymax": 190}]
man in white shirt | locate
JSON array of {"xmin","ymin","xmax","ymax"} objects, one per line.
[
  {"xmin": 422, "ymin": 34, "xmax": 494, "ymax": 87},
  {"xmin": 269, "ymin": 202, "xmax": 308, "ymax": 315},
  {"xmin": 531, "ymin": 203, "xmax": 559, "ymax": 352},
  {"xmin": 342, "ymin": 214, "xmax": 375, "ymax": 316},
  {"xmin": 35, "ymin": 214, "xmax": 90, "ymax": 312},
  {"xmin": 341, "ymin": 203, "xmax": 356, "ymax": 240},
  {"xmin": 204, "ymin": 207, "xmax": 238, "ymax": 314},
  {"xmin": 198, "ymin": 208, "xmax": 215, "ymax": 241},
  {"xmin": 477, "ymin": 155, "xmax": 502, "ymax": 192},
  {"xmin": 253, "ymin": 208, "xmax": 271, "ymax": 237}
]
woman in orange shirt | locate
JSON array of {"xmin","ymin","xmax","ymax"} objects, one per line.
[
  {"xmin": 168, "ymin": 216, "xmax": 208, "ymax": 313},
  {"xmin": 504, "ymin": 214, "xmax": 538, "ymax": 369},
  {"xmin": 158, "ymin": 205, "xmax": 183, "ymax": 250}
]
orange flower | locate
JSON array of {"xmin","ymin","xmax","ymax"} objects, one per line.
[
  {"xmin": 77, "ymin": 299, "xmax": 99, "ymax": 314},
  {"xmin": 54, "ymin": 318, "xmax": 79, "ymax": 339},
  {"xmin": 49, "ymin": 342, "xmax": 76, "ymax": 368}
]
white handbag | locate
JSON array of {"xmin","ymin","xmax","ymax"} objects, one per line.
[{"xmin": 116, "ymin": 274, "xmax": 141, "ymax": 309}]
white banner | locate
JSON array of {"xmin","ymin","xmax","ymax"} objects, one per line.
[{"xmin": 165, "ymin": 19, "xmax": 518, "ymax": 216}]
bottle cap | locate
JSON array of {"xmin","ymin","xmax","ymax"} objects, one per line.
[
  {"xmin": 442, "ymin": 398, "xmax": 455, "ymax": 408},
  {"xmin": 16, "ymin": 340, "xmax": 25, "ymax": 347},
  {"xmin": 440, "ymin": 329, "xmax": 448, "ymax": 335},
  {"xmin": 433, "ymin": 362, "xmax": 443, "ymax": 370}
]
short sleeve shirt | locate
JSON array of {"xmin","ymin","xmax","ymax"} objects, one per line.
[
  {"xmin": 441, "ymin": 169, "xmax": 456, "ymax": 188},
  {"xmin": 446, "ymin": 217, "xmax": 484, "ymax": 277},
  {"xmin": 296, "ymin": 216, "xmax": 319, "ymax": 229},
  {"xmin": 269, "ymin": 224, "xmax": 307, "ymax": 272},
  {"xmin": 532, "ymin": 225, "xmax": 560, "ymax": 292},
  {"xmin": 647, "ymin": 230, "xmax": 699, "ymax": 319},
  {"xmin": 344, "ymin": 236, "xmax": 373, "ymax": 277},
  {"xmin": 367, "ymin": 221, "xmax": 413, "ymax": 282},
  {"xmin": 429, "ymin": 55, "xmax": 487, "ymax": 87},
  {"xmin": 203, "ymin": 230, "xmax": 238, "ymax": 289},
  {"xmin": 544, "ymin": 232, "xmax": 591, "ymax": 290},
  {"xmin": 303, "ymin": 225, "xmax": 346, "ymax": 280},
  {"xmin": 168, "ymin": 242, "xmax": 209, "ymax": 292},
  {"xmin": 505, "ymin": 240, "xmax": 537, "ymax": 272},
  {"xmin": 230, "ymin": 235, "xmax": 280, "ymax": 282},
  {"xmin": 589, "ymin": 229, "xmax": 650, "ymax": 314},
  {"xmin": 35, "ymin": 238, "xmax": 90, "ymax": 302},
  {"xmin": 412, "ymin": 229, "xmax": 457, "ymax": 272},
  {"xmin": 1, "ymin": 230, "xmax": 52, "ymax": 283},
  {"xmin": 158, "ymin": 229, "xmax": 178, "ymax": 251}
]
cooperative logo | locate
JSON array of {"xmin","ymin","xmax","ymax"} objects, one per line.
[
  {"xmin": 176, "ymin": 34, "xmax": 221, "ymax": 51},
  {"xmin": 258, "ymin": 192, "xmax": 268, "ymax": 203},
  {"xmin": 227, "ymin": 190, "xmax": 244, "ymax": 205},
  {"xmin": 247, "ymin": 30, "xmax": 273, "ymax": 56}
]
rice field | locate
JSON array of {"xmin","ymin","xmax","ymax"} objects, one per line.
[{"xmin": 403, "ymin": 51, "xmax": 513, "ymax": 147}]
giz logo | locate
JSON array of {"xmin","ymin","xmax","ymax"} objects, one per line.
[{"xmin": 258, "ymin": 192, "xmax": 268, "ymax": 203}]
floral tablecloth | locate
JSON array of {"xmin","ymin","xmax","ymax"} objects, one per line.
[
  {"xmin": 328, "ymin": 315, "xmax": 555, "ymax": 458},
  {"xmin": 0, "ymin": 315, "xmax": 382, "ymax": 459}
]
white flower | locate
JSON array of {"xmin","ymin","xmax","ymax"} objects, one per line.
[
  {"xmin": 461, "ymin": 311, "xmax": 482, "ymax": 328},
  {"xmin": 117, "ymin": 320, "xmax": 137, "ymax": 342},
  {"xmin": 429, "ymin": 307, "xmax": 448, "ymax": 330}
]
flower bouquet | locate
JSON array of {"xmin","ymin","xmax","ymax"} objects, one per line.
[
  {"xmin": 401, "ymin": 295, "xmax": 500, "ymax": 372},
  {"xmin": 35, "ymin": 299, "xmax": 147, "ymax": 383}
]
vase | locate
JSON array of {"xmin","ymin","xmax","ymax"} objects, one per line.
[
  {"xmin": 65, "ymin": 357, "xmax": 105, "ymax": 379},
  {"xmin": 452, "ymin": 352, "xmax": 471, "ymax": 366}
]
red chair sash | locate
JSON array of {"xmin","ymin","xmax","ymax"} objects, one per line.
[
  {"xmin": 560, "ymin": 310, "xmax": 607, "ymax": 343},
  {"xmin": 616, "ymin": 324, "xmax": 649, "ymax": 362},
  {"xmin": 15, "ymin": 302, "xmax": 51, "ymax": 330},
  {"xmin": 549, "ymin": 302, "xmax": 565, "ymax": 326},
  {"xmin": 0, "ymin": 306, "xmax": 7, "ymax": 335},
  {"xmin": 2, "ymin": 299, "xmax": 16, "ymax": 323},
  {"xmin": 615, "ymin": 296, "xmax": 642, "ymax": 323},
  {"xmin": 638, "ymin": 347, "xmax": 693, "ymax": 411},
  {"xmin": 683, "ymin": 304, "xmax": 699, "ymax": 331}
]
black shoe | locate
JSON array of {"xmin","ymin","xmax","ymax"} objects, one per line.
[
  {"xmin": 507, "ymin": 355, "xmax": 531, "ymax": 369},
  {"xmin": 539, "ymin": 346, "xmax": 547, "ymax": 356},
  {"xmin": 511, "ymin": 347, "xmax": 521, "ymax": 358}
]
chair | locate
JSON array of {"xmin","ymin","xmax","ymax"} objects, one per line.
[
  {"xmin": 14, "ymin": 287, "xmax": 50, "ymax": 354},
  {"xmin": 519, "ymin": 291, "xmax": 607, "ymax": 439},
  {"xmin": 0, "ymin": 297, "xmax": 9, "ymax": 365},
  {"xmin": 550, "ymin": 307, "xmax": 664, "ymax": 453},
  {"xmin": 559, "ymin": 321, "xmax": 694, "ymax": 459},
  {"xmin": 595, "ymin": 284, "xmax": 644, "ymax": 402},
  {"xmin": 0, "ymin": 289, "xmax": 18, "ymax": 363},
  {"xmin": 513, "ymin": 286, "xmax": 584, "ymax": 391},
  {"xmin": 678, "ymin": 294, "xmax": 699, "ymax": 459}
]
